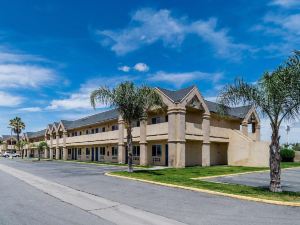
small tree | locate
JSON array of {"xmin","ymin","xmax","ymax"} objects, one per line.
[
  {"xmin": 16, "ymin": 140, "xmax": 27, "ymax": 159},
  {"xmin": 90, "ymin": 81, "xmax": 163, "ymax": 172},
  {"xmin": 218, "ymin": 52, "xmax": 300, "ymax": 192},
  {"xmin": 38, "ymin": 141, "xmax": 48, "ymax": 161}
]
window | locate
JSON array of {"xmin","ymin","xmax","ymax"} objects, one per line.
[
  {"xmin": 102, "ymin": 127, "xmax": 106, "ymax": 132},
  {"xmin": 100, "ymin": 147, "xmax": 105, "ymax": 155},
  {"xmin": 79, "ymin": 131, "xmax": 82, "ymax": 136},
  {"xmin": 133, "ymin": 146, "xmax": 140, "ymax": 156},
  {"xmin": 152, "ymin": 145, "xmax": 162, "ymax": 157},
  {"xmin": 95, "ymin": 128, "xmax": 99, "ymax": 133},
  {"xmin": 78, "ymin": 148, "xmax": 81, "ymax": 155},
  {"xmin": 112, "ymin": 146, "xmax": 118, "ymax": 156},
  {"xmin": 165, "ymin": 115, "xmax": 168, "ymax": 122},
  {"xmin": 151, "ymin": 117, "xmax": 161, "ymax": 124},
  {"xmin": 68, "ymin": 149, "xmax": 71, "ymax": 154},
  {"xmin": 75, "ymin": 132, "xmax": 77, "ymax": 136},
  {"xmin": 91, "ymin": 129, "xmax": 95, "ymax": 134},
  {"xmin": 136, "ymin": 121, "xmax": 140, "ymax": 127},
  {"xmin": 112, "ymin": 125, "xmax": 118, "ymax": 131},
  {"xmin": 86, "ymin": 130, "xmax": 89, "ymax": 135},
  {"xmin": 86, "ymin": 148, "xmax": 90, "ymax": 155}
]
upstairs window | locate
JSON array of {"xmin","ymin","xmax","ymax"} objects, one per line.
[
  {"xmin": 151, "ymin": 117, "xmax": 161, "ymax": 124},
  {"xmin": 86, "ymin": 130, "xmax": 89, "ymax": 135},
  {"xmin": 102, "ymin": 127, "xmax": 106, "ymax": 132},
  {"xmin": 112, "ymin": 125, "xmax": 118, "ymax": 131},
  {"xmin": 152, "ymin": 145, "xmax": 162, "ymax": 157},
  {"xmin": 95, "ymin": 128, "xmax": 99, "ymax": 133},
  {"xmin": 91, "ymin": 129, "xmax": 95, "ymax": 134}
]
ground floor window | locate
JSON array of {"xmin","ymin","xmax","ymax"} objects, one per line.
[
  {"xmin": 133, "ymin": 146, "xmax": 140, "ymax": 156},
  {"xmin": 68, "ymin": 149, "xmax": 71, "ymax": 154},
  {"xmin": 100, "ymin": 147, "xmax": 105, "ymax": 155},
  {"xmin": 86, "ymin": 148, "xmax": 90, "ymax": 155},
  {"xmin": 78, "ymin": 148, "xmax": 81, "ymax": 155},
  {"xmin": 152, "ymin": 145, "xmax": 162, "ymax": 157},
  {"xmin": 112, "ymin": 146, "xmax": 118, "ymax": 159}
]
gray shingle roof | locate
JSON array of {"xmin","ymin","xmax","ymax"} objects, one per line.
[
  {"xmin": 61, "ymin": 109, "xmax": 119, "ymax": 130},
  {"xmin": 157, "ymin": 86, "xmax": 251, "ymax": 119},
  {"xmin": 1, "ymin": 135, "xmax": 17, "ymax": 140},
  {"xmin": 157, "ymin": 86, "xmax": 195, "ymax": 103},
  {"xmin": 26, "ymin": 129, "xmax": 46, "ymax": 139}
]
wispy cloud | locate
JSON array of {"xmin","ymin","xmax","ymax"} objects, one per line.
[
  {"xmin": 0, "ymin": 91, "xmax": 23, "ymax": 107},
  {"xmin": 47, "ymin": 76, "xmax": 134, "ymax": 111},
  {"xmin": 18, "ymin": 107, "xmax": 42, "ymax": 112},
  {"xmin": 118, "ymin": 65, "xmax": 131, "ymax": 72},
  {"xmin": 148, "ymin": 71, "xmax": 223, "ymax": 88},
  {"xmin": 95, "ymin": 8, "xmax": 249, "ymax": 59},
  {"xmin": 269, "ymin": 0, "xmax": 300, "ymax": 8}
]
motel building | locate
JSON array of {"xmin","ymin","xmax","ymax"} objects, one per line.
[
  {"xmin": 18, "ymin": 86, "xmax": 269, "ymax": 168},
  {"xmin": 0, "ymin": 135, "xmax": 18, "ymax": 154}
]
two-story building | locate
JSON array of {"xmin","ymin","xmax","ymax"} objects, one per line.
[
  {"xmin": 0, "ymin": 135, "xmax": 18, "ymax": 154},
  {"xmin": 23, "ymin": 86, "xmax": 270, "ymax": 167}
]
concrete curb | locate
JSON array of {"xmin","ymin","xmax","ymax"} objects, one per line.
[{"xmin": 106, "ymin": 173, "xmax": 300, "ymax": 207}]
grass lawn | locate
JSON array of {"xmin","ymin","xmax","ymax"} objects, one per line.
[{"xmin": 112, "ymin": 163, "xmax": 300, "ymax": 203}]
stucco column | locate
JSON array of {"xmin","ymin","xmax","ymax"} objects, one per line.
[
  {"xmin": 176, "ymin": 109, "xmax": 186, "ymax": 168},
  {"xmin": 202, "ymin": 113, "xmax": 211, "ymax": 167},
  {"xmin": 118, "ymin": 115, "xmax": 126, "ymax": 163},
  {"xmin": 27, "ymin": 148, "xmax": 30, "ymax": 158},
  {"xmin": 256, "ymin": 124, "xmax": 261, "ymax": 141},
  {"xmin": 167, "ymin": 108, "xmax": 177, "ymax": 167},
  {"xmin": 139, "ymin": 118, "xmax": 148, "ymax": 166},
  {"xmin": 49, "ymin": 134, "xmax": 53, "ymax": 160},
  {"xmin": 55, "ymin": 133, "xmax": 59, "ymax": 160},
  {"xmin": 242, "ymin": 121, "xmax": 248, "ymax": 136},
  {"xmin": 63, "ymin": 131, "xmax": 68, "ymax": 160}
]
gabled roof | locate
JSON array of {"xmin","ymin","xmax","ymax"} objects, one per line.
[
  {"xmin": 157, "ymin": 86, "xmax": 252, "ymax": 119},
  {"xmin": 157, "ymin": 86, "xmax": 195, "ymax": 103},
  {"xmin": 1, "ymin": 135, "xmax": 17, "ymax": 141},
  {"xmin": 61, "ymin": 109, "xmax": 119, "ymax": 130}
]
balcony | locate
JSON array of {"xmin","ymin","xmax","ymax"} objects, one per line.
[
  {"xmin": 66, "ymin": 130, "xmax": 119, "ymax": 146},
  {"xmin": 210, "ymin": 126, "xmax": 230, "ymax": 140},
  {"xmin": 186, "ymin": 122, "xmax": 202, "ymax": 140},
  {"xmin": 146, "ymin": 122, "xmax": 168, "ymax": 141}
]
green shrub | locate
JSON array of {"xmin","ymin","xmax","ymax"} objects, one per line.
[
  {"xmin": 292, "ymin": 143, "xmax": 300, "ymax": 151},
  {"xmin": 280, "ymin": 148, "xmax": 295, "ymax": 162}
]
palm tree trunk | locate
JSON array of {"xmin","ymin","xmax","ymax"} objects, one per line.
[
  {"xmin": 38, "ymin": 149, "xmax": 41, "ymax": 161},
  {"xmin": 127, "ymin": 126, "xmax": 133, "ymax": 173},
  {"xmin": 269, "ymin": 127, "xmax": 282, "ymax": 192},
  {"xmin": 21, "ymin": 149, "xmax": 24, "ymax": 159}
]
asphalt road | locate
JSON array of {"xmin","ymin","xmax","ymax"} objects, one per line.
[
  {"xmin": 0, "ymin": 158, "xmax": 300, "ymax": 225},
  {"xmin": 207, "ymin": 168, "xmax": 300, "ymax": 192}
]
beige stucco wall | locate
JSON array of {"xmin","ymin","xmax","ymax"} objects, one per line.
[
  {"xmin": 228, "ymin": 130, "xmax": 269, "ymax": 167},
  {"xmin": 211, "ymin": 116, "xmax": 240, "ymax": 130},
  {"xmin": 294, "ymin": 151, "xmax": 300, "ymax": 162},
  {"xmin": 185, "ymin": 141, "xmax": 202, "ymax": 166},
  {"xmin": 210, "ymin": 142, "xmax": 228, "ymax": 165}
]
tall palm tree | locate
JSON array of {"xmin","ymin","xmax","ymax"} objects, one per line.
[
  {"xmin": 38, "ymin": 141, "xmax": 48, "ymax": 161},
  {"xmin": 9, "ymin": 117, "xmax": 25, "ymax": 153},
  {"xmin": 218, "ymin": 52, "xmax": 300, "ymax": 192},
  {"xmin": 90, "ymin": 81, "xmax": 163, "ymax": 172}
]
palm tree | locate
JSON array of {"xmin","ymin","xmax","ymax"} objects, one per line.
[
  {"xmin": 218, "ymin": 52, "xmax": 300, "ymax": 192},
  {"xmin": 38, "ymin": 141, "xmax": 48, "ymax": 161},
  {"xmin": 90, "ymin": 81, "xmax": 163, "ymax": 172},
  {"xmin": 9, "ymin": 117, "xmax": 25, "ymax": 153}
]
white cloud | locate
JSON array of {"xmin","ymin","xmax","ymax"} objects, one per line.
[
  {"xmin": 0, "ymin": 91, "xmax": 23, "ymax": 107},
  {"xmin": 96, "ymin": 8, "xmax": 249, "ymax": 58},
  {"xmin": 47, "ymin": 76, "xmax": 133, "ymax": 111},
  {"xmin": 148, "ymin": 71, "xmax": 223, "ymax": 88},
  {"xmin": 118, "ymin": 65, "xmax": 130, "ymax": 72},
  {"xmin": 270, "ymin": 0, "xmax": 300, "ymax": 8},
  {"xmin": 134, "ymin": 63, "xmax": 149, "ymax": 72},
  {"xmin": 18, "ymin": 107, "xmax": 42, "ymax": 112},
  {"xmin": 0, "ymin": 64, "xmax": 57, "ymax": 88}
]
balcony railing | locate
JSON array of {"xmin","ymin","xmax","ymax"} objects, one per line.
[{"xmin": 66, "ymin": 130, "xmax": 119, "ymax": 145}]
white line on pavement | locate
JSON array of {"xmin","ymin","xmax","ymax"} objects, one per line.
[{"xmin": 0, "ymin": 164, "xmax": 186, "ymax": 225}]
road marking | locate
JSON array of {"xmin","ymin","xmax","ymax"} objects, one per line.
[{"xmin": 0, "ymin": 164, "xmax": 186, "ymax": 225}]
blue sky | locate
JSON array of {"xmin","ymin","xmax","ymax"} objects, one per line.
[{"xmin": 0, "ymin": 0, "xmax": 299, "ymax": 142}]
